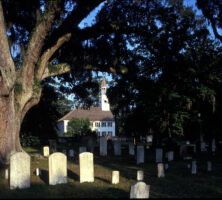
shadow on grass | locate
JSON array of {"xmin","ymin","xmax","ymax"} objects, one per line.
[
  {"xmin": 95, "ymin": 176, "xmax": 110, "ymax": 184},
  {"xmin": 67, "ymin": 169, "xmax": 79, "ymax": 181},
  {"xmin": 39, "ymin": 169, "xmax": 49, "ymax": 184}
]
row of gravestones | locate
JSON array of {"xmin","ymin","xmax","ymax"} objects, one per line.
[{"xmin": 5, "ymin": 151, "xmax": 150, "ymax": 198}]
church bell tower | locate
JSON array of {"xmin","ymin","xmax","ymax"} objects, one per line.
[{"xmin": 99, "ymin": 76, "xmax": 110, "ymax": 111}]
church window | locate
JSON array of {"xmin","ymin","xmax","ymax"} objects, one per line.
[
  {"xmin": 95, "ymin": 122, "xmax": 100, "ymax": 127},
  {"xmin": 101, "ymin": 122, "xmax": 106, "ymax": 127},
  {"xmin": 102, "ymin": 131, "xmax": 106, "ymax": 136},
  {"xmin": 108, "ymin": 122, "xmax": 112, "ymax": 127}
]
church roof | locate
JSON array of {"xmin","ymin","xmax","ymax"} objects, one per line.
[
  {"xmin": 101, "ymin": 76, "xmax": 106, "ymax": 87},
  {"xmin": 57, "ymin": 107, "xmax": 114, "ymax": 122}
]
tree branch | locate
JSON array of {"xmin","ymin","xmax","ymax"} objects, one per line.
[{"xmin": 0, "ymin": 0, "xmax": 16, "ymax": 95}]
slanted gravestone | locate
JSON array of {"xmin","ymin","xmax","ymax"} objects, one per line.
[
  {"xmin": 207, "ymin": 161, "xmax": 212, "ymax": 172},
  {"xmin": 79, "ymin": 146, "xmax": 87, "ymax": 154},
  {"xmin": 10, "ymin": 152, "xmax": 30, "ymax": 190},
  {"xmin": 129, "ymin": 143, "xmax": 135, "ymax": 155},
  {"xmin": 137, "ymin": 170, "xmax": 144, "ymax": 181},
  {"xmin": 79, "ymin": 152, "xmax": 94, "ymax": 183},
  {"xmin": 49, "ymin": 152, "xmax": 67, "ymax": 185},
  {"xmin": 112, "ymin": 171, "xmax": 119, "ymax": 184},
  {"xmin": 114, "ymin": 140, "xmax": 121, "ymax": 156},
  {"xmin": 100, "ymin": 137, "xmax": 107, "ymax": 156},
  {"xmin": 49, "ymin": 139, "xmax": 57, "ymax": 153},
  {"xmin": 137, "ymin": 145, "xmax": 144, "ymax": 164},
  {"xmin": 69, "ymin": 149, "xmax": 74, "ymax": 157},
  {"xmin": 156, "ymin": 148, "xmax": 163, "ymax": 163},
  {"xmin": 157, "ymin": 163, "xmax": 165, "ymax": 178},
  {"xmin": 191, "ymin": 160, "xmax": 197, "ymax": 174},
  {"xmin": 43, "ymin": 146, "xmax": 50, "ymax": 157},
  {"xmin": 167, "ymin": 151, "xmax": 174, "ymax": 162},
  {"xmin": 130, "ymin": 182, "xmax": 150, "ymax": 199}
]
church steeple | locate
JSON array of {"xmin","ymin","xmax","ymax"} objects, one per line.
[{"xmin": 99, "ymin": 76, "xmax": 110, "ymax": 111}]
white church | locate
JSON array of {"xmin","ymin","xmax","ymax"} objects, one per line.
[{"xmin": 57, "ymin": 77, "xmax": 116, "ymax": 137}]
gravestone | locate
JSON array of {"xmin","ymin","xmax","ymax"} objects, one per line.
[
  {"xmin": 49, "ymin": 139, "xmax": 57, "ymax": 153},
  {"xmin": 5, "ymin": 168, "xmax": 9, "ymax": 179},
  {"xmin": 43, "ymin": 146, "xmax": 50, "ymax": 157},
  {"xmin": 167, "ymin": 151, "xmax": 174, "ymax": 162},
  {"xmin": 137, "ymin": 145, "xmax": 144, "ymax": 164},
  {"xmin": 10, "ymin": 152, "xmax": 30, "ymax": 189},
  {"xmin": 146, "ymin": 135, "xmax": 153, "ymax": 143},
  {"xmin": 156, "ymin": 148, "xmax": 163, "ymax": 163},
  {"xmin": 207, "ymin": 161, "xmax": 212, "ymax": 172},
  {"xmin": 191, "ymin": 160, "xmax": 197, "ymax": 174},
  {"xmin": 69, "ymin": 149, "xmax": 74, "ymax": 157},
  {"xmin": 112, "ymin": 171, "xmax": 119, "ymax": 184},
  {"xmin": 79, "ymin": 146, "xmax": 87, "ymax": 153},
  {"xmin": 137, "ymin": 170, "xmax": 144, "ymax": 181},
  {"xmin": 212, "ymin": 139, "xmax": 216, "ymax": 152},
  {"xmin": 180, "ymin": 145, "xmax": 187, "ymax": 157},
  {"xmin": 114, "ymin": 140, "xmax": 121, "ymax": 156},
  {"xmin": 36, "ymin": 168, "xmax": 41, "ymax": 176},
  {"xmin": 187, "ymin": 164, "xmax": 191, "ymax": 169},
  {"xmin": 49, "ymin": 152, "xmax": 67, "ymax": 185},
  {"xmin": 79, "ymin": 152, "xmax": 94, "ymax": 183},
  {"xmin": 129, "ymin": 143, "xmax": 135, "ymax": 155},
  {"xmin": 130, "ymin": 182, "xmax": 150, "ymax": 199},
  {"xmin": 165, "ymin": 163, "xmax": 169, "ymax": 170},
  {"xmin": 200, "ymin": 135, "xmax": 207, "ymax": 152},
  {"xmin": 157, "ymin": 163, "xmax": 165, "ymax": 178},
  {"xmin": 100, "ymin": 137, "xmax": 107, "ymax": 156}
]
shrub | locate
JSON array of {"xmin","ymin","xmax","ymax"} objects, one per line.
[{"xmin": 21, "ymin": 135, "xmax": 40, "ymax": 147}]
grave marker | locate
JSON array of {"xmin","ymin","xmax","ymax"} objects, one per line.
[
  {"xmin": 112, "ymin": 171, "xmax": 119, "ymax": 184},
  {"xmin": 130, "ymin": 182, "xmax": 150, "ymax": 199},
  {"xmin": 100, "ymin": 137, "xmax": 107, "ymax": 156},
  {"xmin": 137, "ymin": 145, "xmax": 144, "ymax": 164}
]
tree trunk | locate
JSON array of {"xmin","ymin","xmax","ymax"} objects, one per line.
[{"xmin": 0, "ymin": 90, "xmax": 23, "ymax": 165}]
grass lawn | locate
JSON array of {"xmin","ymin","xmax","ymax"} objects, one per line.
[{"xmin": 0, "ymin": 144, "xmax": 222, "ymax": 198}]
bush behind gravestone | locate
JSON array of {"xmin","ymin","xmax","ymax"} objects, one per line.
[{"xmin": 21, "ymin": 136, "xmax": 40, "ymax": 147}]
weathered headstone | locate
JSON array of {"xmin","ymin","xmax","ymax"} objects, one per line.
[
  {"xmin": 200, "ymin": 135, "xmax": 207, "ymax": 152},
  {"xmin": 191, "ymin": 160, "xmax": 197, "ymax": 174},
  {"xmin": 137, "ymin": 145, "xmax": 144, "ymax": 164},
  {"xmin": 79, "ymin": 152, "xmax": 94, "ymax": 183},
  {"xmin": 130, "ymin": 182, "xmax": 150, "ymax": 199},
  {"xmin": 112, "ymin": 171, "xmax": 119, "ymax": 184},
  {"xmin": 137, "ymin": 170, "xmax": 144, "ymax": 181},
  {"xmin": 114, "ymin": 140, "xmax": 121, "ymax": 156},
  {"xmin": 10, "ymin": 152, "xmax": 30, "ymax": 189},
  {"xmin": 49, "ymin": 139, "xmax": 57, "ymax": 153},
  {"xmin": 49, "ymin": 152, "xmax": 67, "ymax": 185},
  {"xmin": 36, "ymin": 168, "xmax": 41, "ymax": 176},
  {"xmin": 157, "ymin": 163, "xmax": 165, "ymax": 178},
  {"xmin": 43, "ymin": 146, "xmax": 50, "ymax": 157},
  {"xmin": 165, "ymin": 163, "xmax": 169, "ymax": 170},
  {"xmin": 129, "ymin": 143, "xmax": 135, "ymax": 155},
  {"xmin": 167, "ymin": 151, "xmax": 174, "ymax": 162},
  {"xmin": 146, "ymin": 135, "xmax": 153, "ymax": 143},
  {"xmin": 69, "ymin": 149, "xmax": 74, "ymax": 157},
  {"xmin": 100, "ymin": 137, "xmax": 107, "ymax": 156},
  {"xmin": 207, "ymin": 161, "xmax": 212, "ymax": 172},
  {"xmin": 79, "ymin": 146, "xmax": 87, "ymax": 154},
  {"xmin": 156, "ymin": 148, "xmax": 163, "ymax": 163}
]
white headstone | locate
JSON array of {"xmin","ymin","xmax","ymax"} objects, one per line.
[
  {"xmin": 186, "ymin": 140, "xmax": 190, "ymax": 145},
  {"xmin": 207, "ymin": 161, "xmax": 212, "ymax": 172},
  {"xmin": 168, "ymin": 151, "xmax": 174, "ymax": 162},
  {"xmin": 114, "ymin": 141, "xmax": 121, "ymax": 156},
  {"xmin": 69, "ymin": 149, "xmax": 74, "ymax": 157},
  {"xmin": 137, "ymin": 145, "xmax": 144, "ymax": 164},
  {"xmin": 112, "ymin": 171, "xmax": 119, "ymax": 184},
  {"xmin": 146, "ymin": 135, "xmax": 153, "ymax": 143},
  {"xmin": 5, "ymin": 168, "xmax": 9, "ymax": 179},
  {"xmin": 129, "ymin": 143, "xmax": 135, "ymax": 155},
  {"xmin": 137, "ymin": 170, "xmax": 144, "ymax": 181},
  {"xmin": 157, "ymin": 163, "xmax": 165, "ymax": 178},
  {"xmin": 191, "ymin": 160, "xmax": 197, "ymax": 174},
  {"xmin": 36, "ymin": 168, "xmax": 41, "ymax": 176},
  {"xmin": 79, "ymin": 152, "xmax": 94, "ymax": 183},
  {"xmin": 130, "ymin": 182, "xmax": 150, "ymax": 199},
  {"xmin": 43, "ymin": 146, "xmax": 50, "ymax": 157},
  {"xmin": 10, "ymin": 152, "xmax": 31, "ymax": 190},
  {"xmin": 100, "ymin": 137, "xmax": 107, "ymax": 156},
  {"xmin": 156, "ymin": 148, "xmax": 163, "ymax": 163},
  {"xmin": 49, "ymin": 152, "xmax": 67, "ymax": 185},
  {"xmin": 79, "ymin": 146, "xmax": 87, "ymax": 154}
]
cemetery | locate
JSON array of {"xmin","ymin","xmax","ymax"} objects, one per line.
[{"xmin": 0, "ymin": 138, "xmax": 222, "ymax": 198}]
